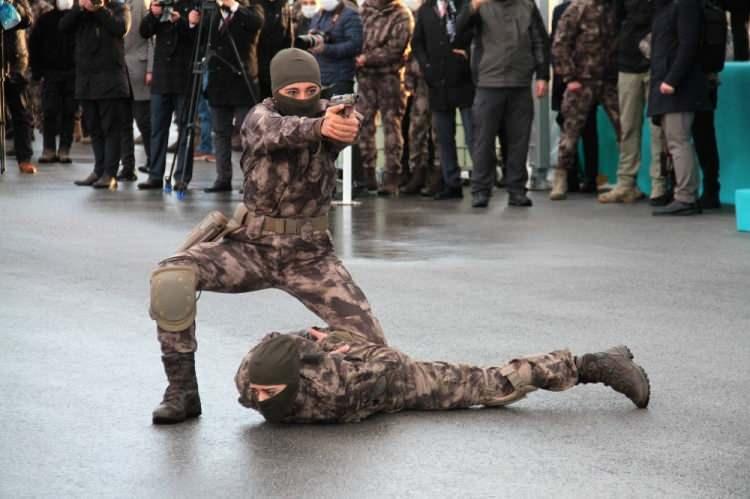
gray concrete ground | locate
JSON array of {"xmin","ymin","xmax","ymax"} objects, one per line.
[{"xmin": 1, "ymin": 138, "xmax": 749, "ymax": 499}]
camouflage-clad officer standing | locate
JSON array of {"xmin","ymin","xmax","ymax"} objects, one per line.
[
  {"xmin": 235, "ymin": 327, "xmax": 651, "ymax": 424},
  {"xmin": 549, "ymin": 0, "xmax": 621, "ymax": 201},
  {"xmin": 400, "ymin": 53, "xmax": 441, "ymax": 195},
  {"xmin": 356, "ymin": 0, "xmax": 413, "ymax": 195},
  {"xmin": 148, "ymin": 49, "xmax": 385, "ymax": 425}
]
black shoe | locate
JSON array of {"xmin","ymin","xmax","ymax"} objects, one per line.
[
  {"xmin": 74, "ymin": 172, "xmax": 99, "ymax": 186},
  {"xmin": 137, "ymin": 178, "xmax": 164, "ymax": 190},
  {"xmin": 698, "ymin": 191, "xmax": 721, "ymax": 209},
  {"xmin": 649, "ymin": 192, "xmax": 673, "ymax": 207},
  {"xmin": 204, "ymin": 182, "xmax": 232, "ymax": 193},
  {"xmin": 137, "ymin": 165, "xmax": 150, "ymax": 174},
  {"xmin": 117, "ymin": 170, "xmax": 138, "ymax": 182},
  {"xmin": 173, "ymin": 181, "xmax": 188, "ymax": 192},
  {"xmin": 508, "ymin": 192, "xmax": 533, "ymax": 207},
  {"xmin": 579, "ymin": 180, "xmax": 598, "ymax": 193},
  {"xmin": 652, "ymin": 200, "xmax": 701, "ymax": 216},
  {"xmin": 433, "ymin": 186, "xmax": 464, "ymax": 200},
  {"xmin": 472, "ymin": 192, "xmax": 490, "ymax": 208}
]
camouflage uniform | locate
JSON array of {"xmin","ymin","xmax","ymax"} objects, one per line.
[
  {"xmin": 154, "ymin": 98, "xmax": 386, "ymax": 355},
  {"xmin": 552, "ymin": 0, "xmax": 621, "ymax": 174},
  {"xmin": 356, "ymin": 0, "xmax": 413, "ymax": 190},
  {"xmin": 237, "ymin": 328, "xmax": 579, "ymax": 423},
  {"xmin": 27, "ymin": 0, "xmax": 53, "ymax": 132},
  {"xmin": 402, "ymin": 55, "xmax": 440, "ymax": 192}
]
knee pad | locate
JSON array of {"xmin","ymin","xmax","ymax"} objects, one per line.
[{"xmin": 150, "ymin": 265, "xmax": 198, "ymax": 332}]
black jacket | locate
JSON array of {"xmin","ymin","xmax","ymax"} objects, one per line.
[
  {"xmin": 30, "ymin": 9, "xmax": 76, "ymax": 81},
  {"xmin": 257, "ymin": 0, "xmax": 293, "ymax": 98},
  {"xmin": 412, "ymin": 0, "xmax": 474, "ymax": 111},
  {"xmin": 206, "ymin": 5, "xmax": 264, "ymax": 107},
  {"xmin": 139, "ymin": 0, "xmax": 197, "ymax": 95},
  {"xmin": 648, "ymin": 0, "xmax": 710, "ymax": 116},
  {"xmin": 60, "ymin": 2, "xmax": 131, "ymax": 100},
  {"xmin": 615, "ymin": 0, "xmax": 653, "ymax": 73},
  {"xmin": 3, "ymin": 0, "xmax": 31, "ymax": 76}
]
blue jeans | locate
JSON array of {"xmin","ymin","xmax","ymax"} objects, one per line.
[
  {"xmin": 148, "ymin": 93, "xmax": 193, "ymax": 183},
  {"xmin": 432, "ymin": 107, "xmax": 473, "ymax": 189},
  {"xmin": 196, "ymin": 73, "xmax": 213, "ymax": 154}
]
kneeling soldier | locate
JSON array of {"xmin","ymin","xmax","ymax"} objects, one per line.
[
  {"xmin": 235, "ymin": 328, "xmax": 651, "ymax": 424},
  {"xmin": 148, "ymin": 49, "xmax": 384, "ymax": 424}
]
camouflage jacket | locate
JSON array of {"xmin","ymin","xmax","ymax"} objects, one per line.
[
  {"xmin": 240, "ymin": 98, "xmax": 346, "ymax": 235},
  {"xmin": 358, "ymin": 0, "xmax": 413, "ymax": 76},
  {"xmin": 236, "ymin": 330, "xmax": 410, "ymax": 423},
  {"xmin": 552, "ymin": 0, "xmax": 618, "ymax": 83},
  {"xmin": 404, "ymin": 53, "xmax": 422, "ymax": 95}
]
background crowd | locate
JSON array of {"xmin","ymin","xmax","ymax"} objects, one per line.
[{"xmin": 4, "ymin": 0, "xmax": 749, "ymax": 214}]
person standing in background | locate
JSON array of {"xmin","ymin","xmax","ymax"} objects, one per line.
[
  {"xmin": 257, "ymin": 0, "xmax": 294, "ymax": 99},
  {"xmin": 726, "ymin": 0, "xmax": 749, "ymax": 61}
]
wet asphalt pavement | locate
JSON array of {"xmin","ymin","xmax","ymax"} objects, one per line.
[{"xmin": 1, "ymin": 141, "xmax": 749, "ymax": 498}]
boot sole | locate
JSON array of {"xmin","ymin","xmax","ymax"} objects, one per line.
[{"xmin": 610, "ymin": 345, "xmax": 650, "ymax": 409}]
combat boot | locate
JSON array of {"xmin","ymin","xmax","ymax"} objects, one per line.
[
  {"xmin": 576, "ymin": 345, "xmax": 650, "ymax": 408},
  {"xmin": 400, "ymin": 166, "xmax": 425, "ymax": 195},
  {"xmin": 598, "ymin": 185, "xmax": 644, "ymax": 204},
  {"xmin": 549, "ymin": 169, "xmax": 568, "ymax": 200},
  {"xmin": 153, "ymin": 352, "xmax": 202, "ymax": 425}
]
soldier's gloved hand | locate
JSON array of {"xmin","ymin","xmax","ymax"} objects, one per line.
[{"xmin": 321, "ymin": 104, "xmax": 360, "ymax": 145}]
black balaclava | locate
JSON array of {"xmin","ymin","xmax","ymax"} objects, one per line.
[
  {"xmin": 270, "ymin": 48, "xmax": 322, "ymax": 118},
  {"xmin": 245, "ymin": 335, "xmax": 301, "ymax": 423}
]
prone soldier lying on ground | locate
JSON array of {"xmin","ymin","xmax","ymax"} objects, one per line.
[{"xmin": 234, "ymin": 328, "xmax": 651, "ymax": 424}]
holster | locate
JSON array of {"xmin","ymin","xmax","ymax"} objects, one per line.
[{"xmin": 176, "ymin": 204, "xmax": 249, "ymax": 253}]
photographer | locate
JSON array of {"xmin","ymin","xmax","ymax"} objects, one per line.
[
  {"xmin": 203, "ymin": 0, "xmax": 263, "ymax": 193},
  {"xmin": 305, "ymin": 0, "xmax": 362, "ymax": 97},
  {"xmin": 136, "ymin": 0, "xmax": 200, "ymax": 191},
  {"xmin": 61, "ymin": 0, "xmax": 132, "ymax": 189},
  {"xmin": 3, "ymin": 0, "xmax": 36, "ymax": 175}
]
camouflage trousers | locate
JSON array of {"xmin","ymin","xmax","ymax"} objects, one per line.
[
  {"xmin": 408, "ymin": 78, "xmax": 440, "ymax": 173},
  {"xmin": 556, "ymin": 80, "xmax": 620, "ymax": 171},
  {"xmin": 155, "ymin": 228, "xmax": 385, "ymax": 353},
  {"xmin": 332, "ymin": 347, "xmax": 578, "ymax": 423},
  {"xmin": 357, "ymin": 74, "xmax": 407, "ymax": 181}
]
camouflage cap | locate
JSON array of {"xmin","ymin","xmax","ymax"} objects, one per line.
[{"xmin": 270, "ymin": 48, "xmax": 321, "ymax": 95}]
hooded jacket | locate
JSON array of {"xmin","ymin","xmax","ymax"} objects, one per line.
[{"xmin": 358, "ymin": 0, "xmax": 413, "ymax": 76}]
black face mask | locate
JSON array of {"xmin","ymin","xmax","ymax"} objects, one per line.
[
  {"xmin": 274, "ymin": 93, "xmax": 321, "ymax": 118},
  {"xmin": 256, "ymin": 381, "xmax": 299, "ymax": 423}
]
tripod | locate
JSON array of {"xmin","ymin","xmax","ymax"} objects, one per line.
[
  {"xmin": 165, "ymin": 0, "xmax": 258, "ymax": 199},
  {"xmin": 0, "ymin": 31, "xmax": 7, "ymax": 175}
]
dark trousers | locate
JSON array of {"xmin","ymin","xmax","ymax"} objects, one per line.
[
  {"xmin": 149, "ymin": 93, "xmax": 192, "ymax": 183},
  {"xmin": 433, "ymin": 107, "xmax": 473, "ymax": 189},
  {"xmin": 121, "ymin": 99, "xmax": 151, "ymax": 172},
  {"xmin": 5, "ymin": 76, "xmax": 34, "ymax": 163},
  {"xmin": 41, "ymin": 76, "xmax": 76, "ymax": 153},
  {"xmin": 472, "ymin": 87, "xmax": 533, "ymax": 195},
  {"xmin": 555, "ymin": 107, "xmax": 599, "ymax": 185},
  {"xmin": 81, "ymin": 98, "xmax": 128, "ymax": 178},
  {"xmin": 729, "ymin": 3, "xmax": 750, "ymax": 61},
  {"xmin": 693, "ymin": 86, "xmax": 720, "ymax": 195},
  {"xmin": 211, "ymin": 104, "xmax": 249, "ymax": 184}
]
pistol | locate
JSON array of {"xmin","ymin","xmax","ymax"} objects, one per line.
[{"xmin": 328, "ymin": 93, "xmax": 358, "ymax": 117}]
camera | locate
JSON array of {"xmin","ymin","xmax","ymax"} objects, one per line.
[
  {"xmin": 295, "ymin": 30, "xmax": 333, "ymax": 50},
  {"xmin": 153, "ymin": 0, "xmax": 176, "ymax": 22}
]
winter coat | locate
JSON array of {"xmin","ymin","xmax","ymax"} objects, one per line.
[
  {"xmin": 648, "ymin": 0, "xmax": 711, "ymax": 116},
  {"xmin": 358, "ymin": 0, "xmax": 413, "ymax": 77},
  {"xmin": 60, "ymin": 2, "xmax": 131, "ymax": 100},
  {"xmin": 412, "ymin": 0, "xmax": 474, "ymax": 111},
  {"xmin": 257, "ymin": 0, "xmax": 294, "ymax": 98},
  {"xmin": 552, "ymin": 0, "xmax": 618, "ymax": 83},
  {"xmin": 29, "ymin": 8, "xmax": 75, "ymax": 81},
  {"xmin": 206, "ymin": 4, "xmax": 264, "ymax": 107},
  {"xmin": 124, "ymin": 0, "xmax": 153, "ymax": 100},
  {"xmin": 139, "ymin": 0, "xmax": 196, "ymax": 95},
  {"xmin": 3, "ymin": 0, "xmax": 31, "ymax": 77},
  {"xmin": 457, "ymin": 0, "xmax": 549, "ymax": 88},
  {"xmin": 309, "ymin": 3, "xmax": 363, "ymax": 86}
]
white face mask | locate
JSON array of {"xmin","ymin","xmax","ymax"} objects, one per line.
[
  {"xmin": 56, "ymin": 0, "xmax": 74, "ymax": 10},
  {"xmin": 356, "ymin": 0, "xmax": 365, "ymax": 7},
  {"xmin": 301, "ymin": 4, "xmax": 319, "ymax": 17},
  {"xmin": 403, "ymin": 0, "xmax": 420, "ymax": 11},
  {"xmin": 319, "ymin": 0, "xmax": 338, "ymax": 11}
]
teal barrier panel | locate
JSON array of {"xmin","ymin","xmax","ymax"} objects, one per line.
[{"xmin": 597, "ymin": 62, "xmax": 750, "ymax": 204}]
